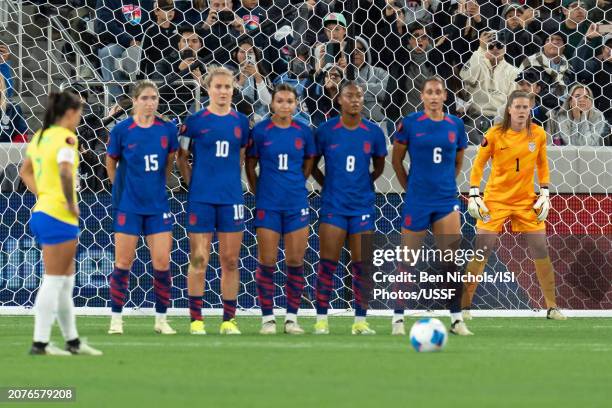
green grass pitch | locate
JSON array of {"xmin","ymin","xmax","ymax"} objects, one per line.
[{"xmin": 1, "ymin": 316, "xmax": 610, "ymax": 408}]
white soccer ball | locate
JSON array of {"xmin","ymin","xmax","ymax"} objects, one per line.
[{"xmin": 409, "ymin": 318, "xmax": 448, "ymax": 352}]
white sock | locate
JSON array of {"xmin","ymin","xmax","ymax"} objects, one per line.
[
  {"xmin": 33, "ymin": 275, "xmax": 64, "ymax": 343},
  {"xmin": 354, "ymin": 316, "xmax": 366, "ymax": 324},
  {"xmin": 156, "ymin": 313, "xmax": 166, "ymax": 320},
  {"xmin": 393, "ymin": 313, "xmax": 404, "ymax": 323},
  {"xmin": 316, "ymin": 314, "xmax": 327, "ymax": 323},
  {"xmin": 285, "ymin": 313, "xmax": 297, "ymax": 323},
  {"xmin": 451, "ymin": 312, "xmax": 463, "ymax": 323},
  {"xmin": 262, "ymin": 314, "xmax": 275, "ymax": 324},
  {"xmin": 111, "ymin": 312, "xmax": 122, "ymax": 319},
  {"xmin": 57, "ymin": 274, "xmax": 79, "ymax": 342}
]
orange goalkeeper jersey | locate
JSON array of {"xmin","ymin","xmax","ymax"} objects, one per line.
[{"xmin": 470, "ymin": 123, "xmax": 549, "ymax": 209}]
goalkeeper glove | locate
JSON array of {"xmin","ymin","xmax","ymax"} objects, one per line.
[
  {"xmin": 467, "ymin": 187, "xmax": 490, "ymax": 222},
  {"xmin": 533, "ymin": 187, "xmax": 550, "ymax": 222}
]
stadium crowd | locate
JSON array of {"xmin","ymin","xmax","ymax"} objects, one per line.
[{"xmin": 3, "ymin": 0, "xmax": 612, "ymax": 151}]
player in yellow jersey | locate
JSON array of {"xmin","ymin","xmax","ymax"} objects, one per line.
[
  {"xmin": 19, "ymin": 91, "xmax": 103, "ymax": 356},
  {"xmin": 462, "ymin": 90, "xmax": 566, "ymax": 321}
]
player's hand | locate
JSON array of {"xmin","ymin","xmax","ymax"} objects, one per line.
[
  {"xmin": 533, "ymin": 187, "xmax": 550, "ymax": 222},
  {"xmin": 66, "ymin": 202, "xmax": 80, "ymax": 218},
  {"xmin": 468, "ymin": 187, "xmax": 490, "ymax": 222}
]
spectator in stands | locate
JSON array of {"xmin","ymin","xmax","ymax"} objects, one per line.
[
  {"xmin": 152, "ymin": 26, "xmax": 206, "ymax": 116},
  {"xmin": 96, "ymin": 0, "xmax": 154, "ymax": 99},
  {"xmin": 521, "ymin": 31, "xmax": 572, "ymax": 108},
  {"xmin": 199, "ymin": 0, "xmax": 245, "ymax": 65},
  {"xmin": 0, "ymin": 43, "xmax": 14, "ymax": 98},
  {"xmin": 498, "ymin": 3, "xmax": 542, "ymax": 66},
  {"xmin": 446, "ymin": 0, "xmax": 487, "ymax": 66},
  {"xmin": 177, "ymin": 0, "xmax": 206, "ymax": 27},
  {"xmin": 231, "ymin": 37, "xmax": 273, "ymax": 122},
  {"xmin": 514, "ymin": 67, "xmax": 553, "ymax": 126},
  {"xmin": 313, "ymin": 13, "xmax": 349, "ymax": 72},
  {"xmin": 272, "ymin": 44, "xmax": 313, "ymax": 125},
  {"xmin": 578, "ymin": 35, "xmax": 612, "ymax": 123},
  {"xmin": 460, "ymin": 30, "xmax": 519, "ymax": 141},
  {"xmin": 353, "ymin": 36, "xmax": 390, "ymax": 130},
  {"xmin": 371, "ymin": 1, "xmax": 408, "ymax": 73},
  {"xmin": 543, "ymin": 0, "xmax": 591, "ymax": 60},
  {"xmin": 0, "ymin": 77, "xmax": 28, "ymax": 143},
  {"xmin": 140, "ymin": 0, "xmax": 182, "ymax": 77},
  {"xmin": 292, "ymin": 0, "xmax": 326, "ymax": 47},
  {"xmin": 236, "ymin": 0, "xmax": 268, "ymax": 38},
  {"xmin": 304, "ymin": 64, "xmax": 343, "ymax": 127},
  {"xmin": 403, "ymin": 0, "xmax": 441, "ymax": 28},
  {"xmin": 547, "ymin": 84, "xmax": 609, "ymax": 145}
]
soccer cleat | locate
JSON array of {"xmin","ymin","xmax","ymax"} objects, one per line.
[
  {"xmin": 154, "ymin": 316, "xmax": 177, "ymax": 335},
  {"xmin": 190, "ymin": 320, "xmax": 207, "ymax": 335},
  {"xmin": 313, "ymin": 319, "xmax": 329, "ymax": 335},
  {"xmin": 391, "ymin": 320, "xmax": 406, "ymax": 336},
  {"xmin": 30, "ymin": 343, "xmax": 72, "ymax": 356},
  {"xmin": 352, "ymin": 321, "xmax": 376, "ymax": 335},
  {"xmin": 66, "ymin": 341, "xmax": 103, "ymax": 356},
  {"xmin": 450, "ymin": 320, "xmax": 474, "ymax": 336},
  {"xmin": 219, "ymin": 318, "xmax": 241, "ymax": 335},
  {"xmin": 108, "ymin": 315, "xmax": 123, "ymax": 335},
  {"xmin": 259, "ymin": 320, "xmax": 277, "ymax": 335},
  {"xmin": 462, "ymin": 310, "xmax": 473, "ymax": 321},
  {"xmin": 547, "ymin": 307, "xmax": 567, "ymax": 321},
  {"xmin": 284, "ymin": 320, "xmax": 305, "ymax": 335}
]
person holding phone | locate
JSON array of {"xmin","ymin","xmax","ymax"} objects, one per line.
[
  {"xmin": 199, "ymin": 0, "xmax": 244, "ymax": 65},
  {"xmin": 304, "ymin": 64, "xmax": 343, "ymax": 127},
  {"xmin": 313, "ymin": 13, "xmax": 349, "ymax": 72},
  {"xmin": 231, "ymin": 37, "xmax": 272, "ymax": 122}
]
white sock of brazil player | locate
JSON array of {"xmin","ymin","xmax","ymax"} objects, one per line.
[
  {"xmin": 33, "ymin": 275, "xmax": 65, "ymax": 343},
  {"xmin": 450, "ymin": 312, "xmax": 463, "ymax": 323},
  {"xmin": 285, "ymin": 313, "xmax": 297, "ymax": 323},
  {"xmin": 56, "ymin": 274, "xmax": 79, "ymax": 341}
]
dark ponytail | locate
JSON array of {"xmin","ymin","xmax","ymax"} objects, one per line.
[{"xmin": 38, "ymin": 90, "xmax": 82, "ymax": 145}]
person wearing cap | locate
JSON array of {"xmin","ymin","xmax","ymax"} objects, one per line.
[
  {"xmin": 543, "ymin": 0, "xmax": 590, "ymax": 60},
  {"xmin": 577, "ymin": 35, "xmax": 612, "ymax": 125},
  {"xmin": 498, "ymin": 3, "xmax": 542, "ymax": 67},
  {"xmin": 140, "ymin": 0, "xmax": 182, "ymax": 77},
  {"xmin": 513, "ymin": 67, "xmax": 552, "ymax": 126},
  {"xmin": 460, "ymin": 30, "xmax": 520, "ymax": 142},
  {"xmin": 313, "ymin": 13, "xmax": 348, "ymax": 72}
]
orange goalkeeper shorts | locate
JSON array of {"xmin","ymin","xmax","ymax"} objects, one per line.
[{"xmin": 476, "ymin": 206, "xmax": 545, "ymax": 233}]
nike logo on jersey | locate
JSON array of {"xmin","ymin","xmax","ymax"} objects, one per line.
[
  {"xmin": 500, "ymin": 147, "xmax": 509, "ymax": 150},
  {"xmin": 329, "ymin": 144, "xmax": 340, "ymax": 149},
  {"xmin": 359, "ymin": 221, "xmax": 369, "ymax": 226},
  {"xmin": 200, "ymin": 129, "xmax": 211, "ymax": 134},
  {"xmin": 263, "ymin": 141, "xmax": 273, "ymax": 146},
  {"xmin": 128, "ymin": 144, "xmax": 137, "ymax": 149},
  {"xmin": 415, "ymin": 133, "xmax": 426, "ymax": 137}
]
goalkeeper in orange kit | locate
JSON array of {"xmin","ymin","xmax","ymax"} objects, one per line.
[{"xmin": 462, "ymin": 90, "xmax": 567, "ymax": 321}]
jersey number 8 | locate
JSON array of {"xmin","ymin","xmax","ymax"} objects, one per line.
[{"xmin": 346, "ymin": 155, "xmax": 355, "ymax": 172}]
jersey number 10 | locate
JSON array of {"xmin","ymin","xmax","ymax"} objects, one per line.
[{"xmin": 216, "ymin": 140, "xmax": 230, "ymax": 158}]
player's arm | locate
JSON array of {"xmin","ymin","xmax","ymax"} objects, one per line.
[
  {"xmin": 19, "ymin": 158, "xmax": 37, "ymax": 195},
  {"xmin": 166, "ymin": 151, "xmax": 176, "ymax": 184},
  {"xmin": 455, "ymin": 148, "xmax": 465, "ymax": 178},
  {"xmin": 533, "ymin": 130, "xmax": 551, "ymax": 221},
  {"xmin": 311, "ymin": 155, "xmax": 325, "ymax": 187},
  {"xmin": 245, "ymin": 156, "xmax": 258, "ymax": 195},
  {"xmin": 391, "ymin": 141, "xmax": 408, "ymax": 191},
  {"xmin": 371, "ymin": 156, "xmax": 385, "ymax": 181},
  {"xmin": 467, "ymin": 135, "xmax": 493, "ymax": 221},
  {"xmin": 105, "ymin": 155, "xmax": 118, "ymax": 185},
  {"xmin": 58, "ymin": 148, "xmax": 79, "ymax": 217},
  {"xmin": 302, "ymin": 157, "xmax": 314, "ymax": 179}
]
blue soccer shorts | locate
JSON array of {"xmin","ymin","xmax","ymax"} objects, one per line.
[
  {"xmin": 186, "ymin": 202, "xmax": 245, "ymax": 233},
  {"xmin": 319, "ymin": 210, "xmax": 375, "ymax": 235},
  {"xmin": 30, "ymin": 211, "xmax": 79, "ymax": 245},
  {"xmin": 114, "ymin": 210, "xmax": 174, "ymax": 236},
  {"xmin": 254, "ymin": 208, "xmax": 310, "ymax": 234},
  {"xmin": 402, "ymin": 200, "xmax": 460, "ymax": 232}
]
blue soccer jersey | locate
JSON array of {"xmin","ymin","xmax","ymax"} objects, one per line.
[
  {"xmin": 180, "ymin": 108, "xmax": 250, "ymax": 205},
  {"xmin": 394, "ymin": 112, "xmax": 468, "ymax": 205},
  {"xmin": 107, "ymin": 117, "xmax": 179, "ymax": 214},
  {"xmin": 315, "ymin": 117, "xmax": 388, "ymax": 215},
  {"xmin": 247, "ymin": 119, "xmax": 316, "ymax": 210}
]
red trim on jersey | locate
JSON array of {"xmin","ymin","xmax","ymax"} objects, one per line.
[
  {"xmin": 395, "ymin": 140, "xmax": 408, "ymax": 145},
  {"xmin": 358, "ymin": 122, "xmax": 369, "ymax": 130},
  {"xmin": 107, "ymin": 153, "xmax": 120, "ymax": 159},
  {"xmin": 265, "ymin": 122, "xmax": 275, "ymax": 130},
  {"xmin": 290, "ymin": 121, "xmax": 302, "ymax": 130},
  {"xmin": 416, "ymin": 114, "xmax": 428, "ymax": 121},
  {"xmin": 128, "ymin": 121, "xmax": 138, "ymax": 130},
  {"xmin": 153, "ymin": 119, "xmax": 165, "ymax": 126},
  {"xmin": 202, "ymin": 109, "xmax": 211, "ymax": 116},
  {"xmin": 444, "ymin": 116, "xmax": 455, "ymax": 125},
  {"xmin": 229, "ymin": 110, "xmax": 239, "ymax": 118},
  {"xmin": 333, "ymin": 121, "xmax": 344, "ymax": 130}
]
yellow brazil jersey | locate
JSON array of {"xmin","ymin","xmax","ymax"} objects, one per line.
[
  {"xmin": 25, "ymin": 126, "xmax": 79, "ymax": 225},
  {"xmin": 470, "ymin": 123, "xmax": 549, "ymax": 209}
]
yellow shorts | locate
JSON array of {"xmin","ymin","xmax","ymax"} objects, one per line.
[{"xmin": 476, "ymin": 207, "xmax": 545, "ymax": 233}]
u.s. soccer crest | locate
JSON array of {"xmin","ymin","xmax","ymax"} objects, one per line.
[
  {"xmin": 294, "ymin": 137, "xmax": 303, "ymax": 150},
  {"xmin": 448, "ymin": 131, "xmax": 456, "ymax": 143},
  {"xmin": 122, "ymin": 5, "xmax": 142, "ymax": 26},
  {"xmin": 528, "ymin": 141, "xmax": 536, "ymax": 152},
  {"xmin": 161, "ymin": 135, "xmax": 168, "ymax": 149},
  {"xmin": 363, "ymin": 141, "xmax": 371, "ymax": 154},
  {"xmin": 234, "ymin": 126, "xmax": 242, "ymax": 139}
]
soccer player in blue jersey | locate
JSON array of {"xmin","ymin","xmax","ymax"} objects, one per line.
[
  {"xmin": 245, "ymin": 84, "xmax": 316, "ymax": 335},
  {"xmin": 177, "ymin": 67, "xmax": 250, "ymax": 335},
  {"xmin": 312, "ymin": 81, "xmax": 387, "ymax": 335},
  {"xmin": 106, "ymin": 80, "xmax": 179, "ymax": 335},
  {"xmin": 391, "ymin": 76, "xmax": 473, "ymax": 336}
]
